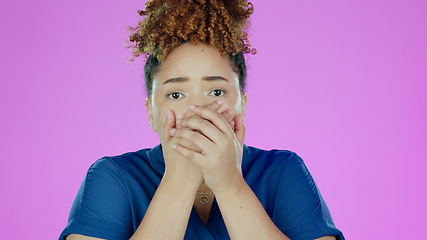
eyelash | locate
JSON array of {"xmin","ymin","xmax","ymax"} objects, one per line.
[
  {"xmin": 166, "ymin": 89, "xmax": 226, "ymax": 100},
  {"xmin": 209, "ymin": 89, "xmax": 226, "ymax": 97},
  {"xmin": 167, "ymin": 92, "xmax": 184, "ymax": 100}
]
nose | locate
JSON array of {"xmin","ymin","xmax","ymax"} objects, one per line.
[{"xmin": 182, "ymin": 95, "xmax": 213, "ymax": 119}]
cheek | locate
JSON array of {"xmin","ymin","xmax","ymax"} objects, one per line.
[
  {"xmin": 219, "ymin": 95, "xmax": 242, "ymax": 114},
  {"xmin": 151, "ymin": 110, "xmax": 164, "ymax": 132},
  {"xmin": 156, "ymin": 111, "xmax": 163, "ymax": 124},
  {"xmin": 153, "ymin": 107, "xmax": 188, "ymax": 128}
]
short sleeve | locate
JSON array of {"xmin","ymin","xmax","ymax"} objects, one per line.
[
  {"xmin": 275, "ymin": 153, "xmax": 345, "ymax": 240},
  {"xmin": 59, "ymin": 158, "xmax": 134, "ymax": 240}
]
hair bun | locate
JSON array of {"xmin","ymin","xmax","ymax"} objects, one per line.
[{"xmin": 129, "ymin": 0, "xmax": 256, "ymax": 62}]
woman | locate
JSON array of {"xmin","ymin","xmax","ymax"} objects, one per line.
[{"xmin": 60, "ymin": 0, "xmax": 344, "ymax": 239}]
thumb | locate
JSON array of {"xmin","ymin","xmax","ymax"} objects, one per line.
[
  {"xmin": 234, "ymin": 113, "xmax": 245, "ymax": 147},
  {"xmin": 162, "ymin": 110, "xmax": 176, "ymax": 144}
]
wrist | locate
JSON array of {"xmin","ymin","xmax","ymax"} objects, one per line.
[
  {"xmin": 212, "ymin": 174, "xmax": 246, "ymax": 198},
  {"xmin": 161, "ymin": 172, "xmax": 201, "ymax": 195}
]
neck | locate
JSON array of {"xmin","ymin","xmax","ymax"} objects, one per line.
[{"xmin": 197, "ymin": 182, "xmax": 211, "ymax": 193}]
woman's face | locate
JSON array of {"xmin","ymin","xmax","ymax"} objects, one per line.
[{"xmin": 146, "ymin": 42, "xmax": 247, "ymax": 143}]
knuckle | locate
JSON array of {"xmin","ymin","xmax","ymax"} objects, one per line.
[
  {"xmin": 191, "ymin": 132, "xmax": 201, "ymax": 141},
  {"xmin": 207, "ymin": 101, "xmax": 219, "ymax": 109},
  {"xmin": 201, "ymin": 120, "xmax": 210, "ymax": 128},
  {"xmin": 222, "ymin": 112, "xmax": 231, "ymax": 121},
  {"xmin": 186, "ymin": 151, "xmax": 194, "ymax": 160}
]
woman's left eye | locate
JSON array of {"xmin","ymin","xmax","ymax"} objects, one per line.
[{"xmin": 209, "ymin": 89, "xmax": 225, "ymax": 97}]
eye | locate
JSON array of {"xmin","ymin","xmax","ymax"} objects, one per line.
[
  {"xmin": 209, "ymin": 89, "xmax": 225, "ymax": 97},
  {"xmin": 167, "ymin": 92, "xmax": 184, "ymax": 100}
]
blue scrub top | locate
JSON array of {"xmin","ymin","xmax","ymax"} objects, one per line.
[{"xmin": 59, "ymin": 145, "xmax": 345, "ymax": 240}]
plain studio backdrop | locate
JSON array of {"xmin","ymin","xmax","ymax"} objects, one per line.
[{"xmin": 1, "ymin": 0, "xmax": 426, "ymax": 239}]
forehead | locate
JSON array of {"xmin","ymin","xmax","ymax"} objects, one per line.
[{"xmin": 153, "ymin": 43, "xmax": 238, "ymax": 85}]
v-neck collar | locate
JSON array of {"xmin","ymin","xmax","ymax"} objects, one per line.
[
  {"xmin": 188, "ymin": 198, "xmax": 227, "ymax": 239},
  {"xmin": 146, "ymin": 144, "xmax": 251, "ymax": 239}
]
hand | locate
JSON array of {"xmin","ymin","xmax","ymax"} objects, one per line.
[
  {"xmin": 180, "ymin": 100, "xmax": 235, "ymax": 131},
  {"xmin": 170, "ymin": 105, "xmax": 246, "ymax": 193},
  {"xmin": 161, "ymin": 101, "xmax": 237, "ymax": 190},
  {"xmin": 161, "ymin": 109, "xmax": 204, "ymax": 189}
]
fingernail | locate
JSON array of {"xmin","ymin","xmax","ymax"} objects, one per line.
[
  {"xmin": 216, "ymin": 100, "xmax": 223, "ymax": 105},
  {"xmin": 170, "ymin": 128, "xmax": 176, "ymax": 135},
  {"xmin": 172, "ymin": 144, "xmax": 177, "ymax": 149},
  {"xmin": 190, "ymin": 105, "xmax": 197, "ymax": 109},
  {"xmin": 227, "ymin": 110, "xmax": 233, "ymax": 115},
  {"xmin": 176, "ymin": 118, "xmax": 182, "ymax": 125}
]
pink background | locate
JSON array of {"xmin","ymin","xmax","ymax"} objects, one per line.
[{"xmin": 1, "ymin": 0, "xmax": 426, "ymax": 239}]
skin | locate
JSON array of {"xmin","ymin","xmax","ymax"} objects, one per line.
[
  {"xmin": 143, "ymin": 42, "xmax": 246, "ymax": 228},
  {"xmin": 146, "ymin": 42, "xmax": 247, "ymax": 193},
  {"xmin": 67, "ymin": 43, "xmax": 336, "ymax": 240}
]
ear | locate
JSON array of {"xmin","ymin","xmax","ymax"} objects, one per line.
[
  {"xmin": 145, "ymin": 97, "xmax": 157, "ymax": 132},
  {"xmin": 240, "ymin": 92, "xmax": 247, "ymax": 120}
]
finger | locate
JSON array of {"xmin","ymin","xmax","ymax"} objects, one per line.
[
  {"xmin": 180, "ymin": 100, "xmax": 222, "ymax": 125},
  {"xmin": 205, "ymin": 100, "xmax": 234, "ymax": 125},
  {"xmin": 171, "ymin": 127, "xmax": 213, "ymax": 152},
  {"xmin": 189, "ymin": 105, "xmax": 231, "ymax": 134},
  {"xmin": 170, "ymin": 136, "xmax": 202, "ymax": 153},
  {"xmin": 234, "ymin": 113, "xmax": 246, "ymax": 147},
  {"xmin": 229, "ymin": 120, "xmax": 235, "ymax": 131},
  {"xmin": 220, "ymin": 109, "xmax": 234, "ymax": 123},
  {"xmin": 205, "ymin": 99, "xmax": 223, "ymax": 112},
  {"xmin": 177, "ymin": 116, "xmax": 225, "ymax": 145},
  {"xmin": 162, "ymin": 110, "xmax": 176, "ymax": 144},
  {"xmin": 172, "ymin": 143, "xmax": 205, "ymax": 167}
]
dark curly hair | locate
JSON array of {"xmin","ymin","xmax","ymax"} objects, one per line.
[{"xmin": 128, "ymin": 0, "xmax": 256, "ymax": 96}]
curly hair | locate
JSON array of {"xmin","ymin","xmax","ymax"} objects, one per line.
[
  {"xmin": 129, "ymin": 0, "xmax": 255, "ymax": 61},
  {"xmin": 128, "ymin": 0, "xmax": 256, "ymax": 96}
]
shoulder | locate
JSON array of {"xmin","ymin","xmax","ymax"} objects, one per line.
[
  {"xmin": 243, "ymin": 145, "xmax": 303, "ymax": 173},
  {"xmin": 244, "ymin": 147, "xmax": 344, "ymax": 239},
  {"xmin": 246, "ymin": 147, "xmax": 316, "ymax": 194},
  {"xmin": 242, "ymin": 145, "xmax": 310, "ymax": 195},
  {"xmin": 77, "ymin": 149, "xmax": 152, "ymax": 198},
  {"xmin": 86, "ymin": 146, "xmax": 161, "ymax": 180},
  {"xmin": 91, "ymin": 147, "xmax": 152, "ymax": 170},
  {"xmin": 242, "ymin": 146, "xmax": 322, "ymax": 205},
  {"xmin": 244, "ymin": 145, "xmax": 301, "ymax": 161},
  {"xmin": 79, "ymin": 146, "xmax": 160, "ymax": 200},
  {"xmin": 59, "ymin": 147, "xmax": 160, "ymax": 240}
]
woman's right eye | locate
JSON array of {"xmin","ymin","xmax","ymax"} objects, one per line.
[{"xmin": 167, "ymin": 92, "xmax": 184, "ymax": 100}]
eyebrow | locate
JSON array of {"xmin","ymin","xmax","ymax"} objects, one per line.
[
  {"xmin": 163, "ymin": 77, "xmax": 189, "ymax": 85},
  {"xmin": 163, "ymin": 75, "xmax": 229, "ymax": 85},
  {"xmin": 202, "ymin": 76, "xmax": 229, "ymax": 82}
]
